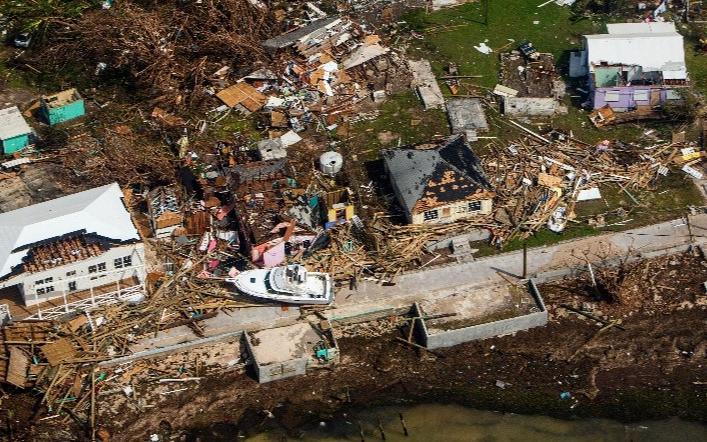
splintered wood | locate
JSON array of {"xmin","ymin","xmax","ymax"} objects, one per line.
[
  {"xmin": 480, "ymin": 136, "xmax": 687, "ymax": 241},
  {"xmin": 299, "ymin": 215, "xmax": 492, "ymax": 284},
  {"xmin": 0, "ymin": 239, "xmax": 259, "ymax": 431}
]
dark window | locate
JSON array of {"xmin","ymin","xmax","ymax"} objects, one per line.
[
  {"xmin": 423, "ymin": 210, "xmax": 439, "ymax": 221},
  {"xmin": 114, "ymin": 258, "xmax": 123, "ymax": 269},
  {"xmin": 66, "ymin": 271, "xmax": 76, "ymax": 277},
  {"xmin": 35, "ymin": 277, "xmax": 54, "ymax": 285},
  {"xmin": 68, "ymin": 281, "xmax": 77, "ymax": 292},
  {"xmin": 88, "ymin": 265, "xmax": 97, "ymax": 273},
  {"xmin": 97, "ymin": 262, "xmax": 106, "ymax": 272},
  {"xmin": 37, "ymin": 288, "xmax": 45, "ymax": 295},
  {"xmin": 468, "ymin": 201, "xmax": 482, "ymax": 212},
  {"xmin": 123, "ymin": 256, "xmax": 132, "ymax": 267},
  {"xmin": 45, "ymin": 286, "xmax": 54, "ymax": 293}
]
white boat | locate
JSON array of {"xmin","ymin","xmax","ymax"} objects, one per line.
[{"xmin": 226, "ymin": 264, "xmax": 334, "ymax": 305}]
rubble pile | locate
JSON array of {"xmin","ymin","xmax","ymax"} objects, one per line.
[{"xmin": 481, "ymin": 133, "xmax": 702, "ymax": 241}]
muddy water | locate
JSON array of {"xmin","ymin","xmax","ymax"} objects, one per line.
[{"xmin": 247, "ymin": 404, "xmax": 707, "ymax": 441}]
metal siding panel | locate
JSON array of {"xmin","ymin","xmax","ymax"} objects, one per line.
[
  {"xmin": 47, "ymin": 100, "xmax": 85, "ymax": 125},
  {"xmin": 2, "ymin": 134, "xmax": 29, "ymax": 154}
]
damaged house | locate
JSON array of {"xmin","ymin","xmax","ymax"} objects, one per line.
[
  {"xmin": 383, "ymin": 135, "xmax": 494, "ymax": 225},
  {"xmin": 0, "ymin": 183, "xmax": 145, "ymax": 318},
  {"xmin": 498, "ymin": 52, "xmax": 567, "ymax": 118},
  {"xmin": 574, "ymin": 22, "xmax": 688, "ymax": 124}
]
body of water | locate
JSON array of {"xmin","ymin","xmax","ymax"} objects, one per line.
[{"xmin": 247, "ymin": 403, "xmax": 707, "ymax": 441}]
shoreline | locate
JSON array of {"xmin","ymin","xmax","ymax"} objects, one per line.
[{"xmin": 6, "ymin": 251, "xmax": 707, "ymax": 441}]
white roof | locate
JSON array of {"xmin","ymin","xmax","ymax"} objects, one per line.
[
  {"xmin": 606, "ymin": 22, "xmax": 677, "ymax": 35},
  {"xmin": 585, "ymin": 30, "xmax": 685, "ymax": 74},
  {"xmin": 0, "ymin": 183, "xmax": 139, "ymax": 278},
  {"xmin": 0, "ymin": 106, "xmax": 31, "ymax": 141}
]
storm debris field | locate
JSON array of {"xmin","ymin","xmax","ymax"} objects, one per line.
[
  {"xmin": 79, "ymin": 251, "xmax": 707, "ymax": 441},
  {"xmin": 1, "ymin": 0, "xmax": 707, "ymax": 440}
]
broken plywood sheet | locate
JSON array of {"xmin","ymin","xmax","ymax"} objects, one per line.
[
  {"xmin": 6, "ymin": 346, "xmax": 29, "ymax": 387},
  {"xmin": 493, "ymin": 84, "xmax": 519, "ymax": 97},
  {"xmin": 408, "ymin": 60, "xmax": 445, "ymax": 110},
  {"xmin": 538, "ymin": 173, "xmax": 563, "ymax": 188},
  {"xmin": 216, "ymin": 83, "xmax": 268, "ymax": 113},
  {"xmin": 589, "ymin": 104, "xmax": 616, "ymax": 127},
  {"xmin": 41, "ymin": 338, "xmax": 77, "ymax": 366}
]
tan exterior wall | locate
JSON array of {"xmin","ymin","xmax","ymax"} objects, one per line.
[{"xmin": 411, "ymin": 199, "xmax": 492, "ymax": 225}]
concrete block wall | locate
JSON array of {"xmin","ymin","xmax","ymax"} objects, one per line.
[
  {"xmin": 255, "ymin": 357, "xmax": 309, "ymax": 383},
  {"xmin": 414, "ymin": 278, "xmax": 548, "ymax": 350}
]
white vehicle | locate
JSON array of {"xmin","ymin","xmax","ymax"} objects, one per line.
[{"xmin": 226, "ymin": 264, "xmax": 334, "ymax": 305}]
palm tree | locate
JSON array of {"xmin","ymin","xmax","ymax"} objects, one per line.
[{"xmin": 2, "ymin": 0, "xmax": 99, "ymax": 44}]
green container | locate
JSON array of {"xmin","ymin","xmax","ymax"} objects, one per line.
[{"xmin": 43, "ymin": 99, "xmax": 85, "ymax": 126}]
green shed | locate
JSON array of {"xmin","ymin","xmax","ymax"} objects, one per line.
[
  {"xmin": 0, "ymin": 106, "xmax": 31, "ymax": 155},
  {"xmin": 41, "ymin": 88, "xmax": 85, "ymax": 126}
]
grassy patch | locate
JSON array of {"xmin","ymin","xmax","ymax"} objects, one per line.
[
  {"xmin": 476, "ymin": 171, "xmax": 704, "ymax": 257},
  {"xmin": 403, "ymin": 1, "xmax": 601, "ymax": 88},
  {"xmin": 0, "ymin": 48, "xmax": 30, "ymax": 89},
  {"xmin": 344, "ymin": 91, "xmax": 449, "ymax": 160},
  {"xmin": 210, "ymin": 113, "xmax": 262, "ymax": 142}
]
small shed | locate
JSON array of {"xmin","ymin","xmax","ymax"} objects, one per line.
[
  {"xmin": 41, "ymin": 88, "xmax": 85, "ymax": 126},
  {"xmin": 0, "ymin": 106, "xmax": 31, "ymax": 155}
]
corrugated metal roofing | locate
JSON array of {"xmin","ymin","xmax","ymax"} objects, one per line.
[
  {"xmin": 606, "ymin": 22, "xmax": 677, "ymax": 35},
  {"xmin": 0, "ymin": 107, "xmax": 31, "ymax": 141},
  {"xmin": 585, "ymin": 29, "xmax": 686, "ymax": 75},
  {"xmin": 0, "ymin": 183, "xmax": 139, "ymax": 279}
]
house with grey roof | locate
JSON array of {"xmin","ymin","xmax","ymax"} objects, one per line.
[
  {"xmin": 382, "ymin": 135, "xmax": 494, "ymax": 225},
  {"xmin": 0, "ymin": 106, "xmax": 31, "ymax": 155}
]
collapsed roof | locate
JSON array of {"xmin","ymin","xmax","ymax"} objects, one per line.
[
  {"xmin": 382, "ymin": 135, "xmax": 493, "ymax": 216},
  {"xmin": 0, "ymin": 183, "xmax": 140, "ymax": 280}
]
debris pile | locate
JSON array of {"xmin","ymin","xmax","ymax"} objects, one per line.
[{"xmin": 480, "ymin": 133, "xmax": 700, "ymax": 241}]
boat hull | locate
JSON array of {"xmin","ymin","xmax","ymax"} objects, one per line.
[{"xmin": 228, "ymin": 268, "xmax": 334, "ymax": 305}]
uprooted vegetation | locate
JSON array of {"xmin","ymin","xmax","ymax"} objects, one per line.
[{"xmin": 23, "ymin": 0, "xmax": 275, "ymax": 110}]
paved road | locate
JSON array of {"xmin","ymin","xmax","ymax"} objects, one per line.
[
  {"xmin": 131, "ymin": 213, "xmax": 707, "ymax": 351},
  {"xmin": 326, "ymin": 213, "xmax": 707, "ymax": 316}
]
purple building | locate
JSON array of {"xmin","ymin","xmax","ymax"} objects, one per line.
[{"xmin": 570, "ymin": 22, "xmax": 688, "ymax": 112}]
